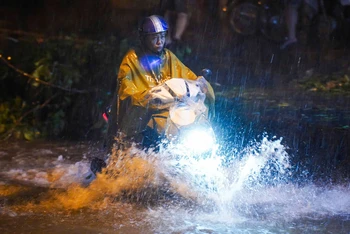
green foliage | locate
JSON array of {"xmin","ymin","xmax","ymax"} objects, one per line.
[
  {"xmin": 172, "ymin": 44, "xmax": 192, "ymax": 62},
  {"xmin": 0, "ymin": 97, "xmax": 40, "ymax": 140},
  {"xmin": 298, "ymin": 71, "xmax": 350, "ymax": 93},
  {"xmin": 0, "ymin": 35, "xmax": 119, "ymax": 140}
]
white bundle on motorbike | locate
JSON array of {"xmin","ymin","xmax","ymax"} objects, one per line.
[
  {"xmin": 148, "ymin": 78, "xmax": 215, "ymax": 154},
  {"xmin": 149, "ymin": 78, "xmax": 202, "ymax": 106},
  {"xmin": 149, "ymin": 78, "xmax": 207, "ymax": 125}
]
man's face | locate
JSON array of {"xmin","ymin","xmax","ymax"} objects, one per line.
[{"xmin": 144, "ymin": 32, "xmax": 166, "ymax": 54}]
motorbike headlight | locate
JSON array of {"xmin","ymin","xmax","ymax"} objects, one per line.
[{"xmin": 179, "ymin": 128, "xmax": 216, "ymax": 154}]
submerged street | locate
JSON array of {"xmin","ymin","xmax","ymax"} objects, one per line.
[
  {"xmin": 0, "ymin": 111, "xmax": 349, "ymax": 233},
  {"xmin": 1, "ymin": 1, "xmax": 350, "ymax": 233}
]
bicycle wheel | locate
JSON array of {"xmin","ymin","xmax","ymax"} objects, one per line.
[{"xmin": 228, "ymin": 2, "xmax": 259, "ymax": 35}]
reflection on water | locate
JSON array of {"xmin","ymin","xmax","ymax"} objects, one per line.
[{"xmin": 0, "ymin": 140, "xmax": 349, "ymax": 233}]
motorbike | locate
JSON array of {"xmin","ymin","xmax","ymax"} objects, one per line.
[
  {"xmin": 146, "ymin": 77, "xmax": 216, "ymax": 154},
  {"xmin": 225, "ymin": 0, "xmax": 350, "ymax": 44},
  {"xmin": 89, "ymin": 69, "xmax": 216, "ymax": 176},
  {"xmin": 225, "ymin": 0, "xmax": 285, "ymax": 42}
]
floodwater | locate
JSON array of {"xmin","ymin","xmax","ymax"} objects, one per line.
[
  {"xmin": 1, "ymin": 3, "xmax": 350, "ymax": 233},
  {"xmin": 1, "ymin": 85, "xmax": 350, "ymax": 234},
  {"xmin": 1, "ymin": 133, "xmax": 349, "ymax": 233}
]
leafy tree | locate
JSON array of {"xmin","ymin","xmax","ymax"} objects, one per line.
[{"xmin": 0, "ymin": 35, "xmax": 120, "ymax": 140}]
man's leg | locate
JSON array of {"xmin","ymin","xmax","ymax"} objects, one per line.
[
  {"xmin": 281, "ymin": 3, "xmax": 299, "ymax": 49},
  {"xmin": 164, "ymin": 10, "xmax": 173, "ymax": 45},
  {"xmin": 173, "ymin": 12, "xmax": 188, "ymax": 41}
]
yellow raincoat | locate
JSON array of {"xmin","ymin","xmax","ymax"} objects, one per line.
[{"xmin": 116, "ymin": 47, "xmax": 215, "ymax": 141}]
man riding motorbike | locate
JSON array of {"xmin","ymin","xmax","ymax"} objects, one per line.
[{"xmin": 107, "ymin": 15, "xmax": 215, "ymax": 151}]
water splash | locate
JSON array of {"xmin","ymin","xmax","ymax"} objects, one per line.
[
  {"xmin": 0, "ymin": 135, "xmax": 291, "ymax": 211},
  {"xmin": 0, "ymin": 140, "xmax": 349, "ymax": 233}
]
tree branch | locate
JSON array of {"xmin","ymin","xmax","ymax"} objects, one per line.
[
  {"xmin": 0, "ymin": 55, "xmax": 93, "ymax": 94},
  {"xmin": 1, "ymin": 94, "xmax": 58, "ymax": 141}
]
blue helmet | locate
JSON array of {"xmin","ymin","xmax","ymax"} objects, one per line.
[{"xmin": 139, "ymin": 15, "xmax": 168, "ymax": 35}]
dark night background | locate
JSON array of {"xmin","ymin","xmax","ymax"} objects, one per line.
[{"xmin": 0, "ymin": 0, "xmax": 350, "ymax": 181}]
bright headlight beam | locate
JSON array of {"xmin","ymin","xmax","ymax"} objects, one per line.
[{"xmin": 181, "ymin": 129, "xmax": 215, "ymax": 153}]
